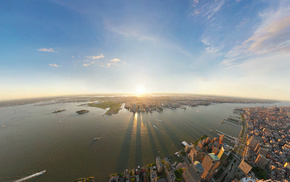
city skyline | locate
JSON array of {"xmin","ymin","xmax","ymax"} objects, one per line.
[{"xmin": 1, "ymin": 0, "xmax": 290, "ymax": 100}]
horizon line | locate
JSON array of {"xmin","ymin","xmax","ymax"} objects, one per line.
[{"xmin": 0, "ymin": 92, "xmax": 285, "ymax": 102}]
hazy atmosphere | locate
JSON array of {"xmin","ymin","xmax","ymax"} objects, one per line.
[{"xmin": 1, "ymin": 0, "xmax": 290, "ymax": 100}]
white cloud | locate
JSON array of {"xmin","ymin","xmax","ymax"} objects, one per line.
[
  {"xmin": 82, "ymin": 55, "xmax": 123, "ymax": 68},
  {"xmin": 38, "ymin": 48, "xmax": 56, "ymax": 52},
  {"xmin": 106, "ymin": 58, "xmax": 122, "ymax": 68},
  {"xmin": 194, "ymin": 10, "xmax": 200, "ymax": 15},
  {"xmin": 110, "ymin": 58, "xmax": 120, "ymax": 62},
  {"xmin": 82, "ymin": 54, "xmax": 105, "ymax": 67},
  {"xmin": 106, "ymin": 63, "xmax": 112, "ymax": 68},
  {"xmin": 192, "ymin": 0, "xmax": 199, "ymax": 7},
  {"xmin": 223, "ymin": 4, "xmax": 290, "ymax": 65},
  {"xmin": 48, "ymin": 64, "xmax": 59, "ymax": 68},
  {"xmin": 86, "ymin": 54, "xmax": 104, "ymax": 60}
]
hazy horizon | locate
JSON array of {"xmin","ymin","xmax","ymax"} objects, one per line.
[
  {"xmin": 1, "ymin": 0, "xmax": 290, "ymax": 100},
  {"xmin": 0, "ymin": 92, "xmax": 286, "ymax": 102}
]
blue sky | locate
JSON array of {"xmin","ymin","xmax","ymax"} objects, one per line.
[{"xmin": 1, "ymin": 0, "xmax": 290, "ymax": 100}]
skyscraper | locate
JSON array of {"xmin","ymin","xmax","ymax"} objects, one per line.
[
  {"xmin": 255, "ymin": 154, "xmax": 269, "ymax": 170},
  {"xmin": 217, "ymin": 146, "xmax": 225, "ymax": 159},
  {"xmin": 185, "ymin": 144, "xmax": 194, "ymax": 153},
  {"xmin": 248, "ymin": 135, "xmax": 260, "ymax": 150},
  {"xmin": 156, "ymin": 156, "xmax": 162, "ymax": 173},
  {"xmin": 219, "ymin": 134, "xmax": 224, "ymax": 144},
  {"xmin": 201, "ymin": 153, "xmax": 220, "ymax": 181}
]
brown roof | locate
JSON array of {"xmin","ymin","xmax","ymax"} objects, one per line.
[{"xmin": 238, "ymin": 159, "xmax": 252, "ymax": 175}]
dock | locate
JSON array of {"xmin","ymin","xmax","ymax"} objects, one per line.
[{"xmin": 14, "ymin": 170, "xmax": 46, "ymax": 182}]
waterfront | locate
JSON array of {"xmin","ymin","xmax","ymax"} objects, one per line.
[{"xmin": 0, "ymin": 101, "xmax": 289, "ymax": 181}]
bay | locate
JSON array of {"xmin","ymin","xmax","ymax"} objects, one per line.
[{"xmin": 0, "ymin": 101, "xmax": 289, "ymax": 181}]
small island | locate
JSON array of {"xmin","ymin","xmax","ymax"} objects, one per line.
[
  {"xmin": 76, "ymin": 110, "xmax": 89, "ymax": 114},
  {"xmin": 86, "ymin": 101, "xmax": 122, "ymax": 115}
]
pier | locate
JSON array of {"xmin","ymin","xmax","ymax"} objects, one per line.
[
  {"xmin": 215, "ymin": 130, "xmax": 238, "ymax": 144},
  {"xmin": 221, "ymin": 120, "xmax": 242, "ymax": 128},
  {"xmin": 14, "ymin": 170, "xmax": 46, "ymax": 182}
]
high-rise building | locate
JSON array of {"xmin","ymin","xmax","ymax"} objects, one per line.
[
  {"xmin": 189, "ymin": 147, "xmax": 198, "ymax": 162},
  {"xmin": 124, "ymin": 169, "xmax": 130, "ymax": 180},
  {"xmin": 150, "ymin": 167, "xmax": 157, "ymax": 182},
  {"xmin": 156, "ymin": 156, "xmax": 162, "ymax": 173},
  {"xmin": 212, "ymin": 147, "xmax": 219, "ymax": 155},
  {"xmin": 217, "ymin": 146, "xmax": 225, "ymax": 159},
  {"xmin": 219, "ymin": 135, "xmax": 224, "ymax": 144},
  {"xmin": 132, "ymin": 104, "xmax": 136, "ymax": 112},
  {"xmin": 189, "ymin": 147, "xmax": 205, "ymax": 163},
  {"xmin": 254, "ymin": 143, "xmax": 261, "ymax": 152},
  {"xmin": 258, "ymin": 147, "xmax": 268, "ymax": 156},
  {"xmin": 220, "ymin": 150, "xmax": 231, "ymax": 165},
  {"xmin": 164, "ymin": 162, "xmax": 176, "ymax": 182},
  {"xmin": 166, "ymin": 171, "xmax": 176, "ymax": 182},
  {"xmin": 201, "ymin": 153, "xmax": 220, "ymax": 181},
  {"xmin": 185, "ymin": 144, "xmax": 194, "ymax": 153},
  {"xmin": 206, "ymin": 137, "xmax": 211, "ymax": 144},
  {"xmin": 248, "ymin": 135, "xmax": 260, "ymax": 150},
  {"xmin": 198, "ymin": 140, "xmax": 204, "ymax": 149},
  {"xmin": 284, "ymin": 162, "xmax": 290, "ymax": 169},
  {"xmin": 255, "ymin": 154, "xmax": 269, "ymax": 170}
]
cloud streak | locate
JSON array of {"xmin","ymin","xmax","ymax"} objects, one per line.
[
  {"xmin": 223, "ymin": 4, "xmax": 290, "ymax": 65},
  {"xmin": 192, "ymin": 0, "xmax": 226, "ymax": 19},
  {"xmin": 38, "ymin": 48, "xmax": 56, "ymax": 52},
  {"xmin": 105, "ymin": 21, "xmax": 192, "ymax": 57},
  {"xmin": 86, "ymin": 54, "xmax": 104, "ymax": 60},
  {"xmin": 105, "ymin": 22, "xmax": 156, "ymax": 42}
]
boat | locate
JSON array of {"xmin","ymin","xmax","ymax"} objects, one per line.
[
  {"xmin": 94, "ymin": 137, "xmax": 100, "ymax": 141},
  {"xmin": 52, "ymin": 109, "xmax": 66, "ymax": 113}
]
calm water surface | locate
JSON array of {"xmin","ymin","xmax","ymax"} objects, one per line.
[{"xmin": 0, "ymin": 101, "xmax": 289, "ymax": 181}]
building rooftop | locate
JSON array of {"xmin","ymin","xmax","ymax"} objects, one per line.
[
  {"xmin": 193, "ymin": 161, "xmax": 204, "ymax": 171},
  {"xmin": 240, "ymin": 177, "xmax": 255, "ymax": 182},
  {"xmin": 238, "ymin": 159, "xmax": 252, "ymax": 175},
  {"xmin": 208, "ymin": 153, "xmax": 219, "ymax": 161},
  {"xmin": 182, "ymin": 141, "xmax": 189, "ymax": 146}
]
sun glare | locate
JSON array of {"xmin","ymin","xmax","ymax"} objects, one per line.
[{"xmin": 136, "ymin": 85, "xmax": 145, "ymax": 95}]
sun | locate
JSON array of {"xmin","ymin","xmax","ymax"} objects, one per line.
[{"xmin": 136, "ymin": 85, "xmax": 145, "ymax": 95}]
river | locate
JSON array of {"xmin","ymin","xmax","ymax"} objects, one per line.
[{"xmin": 0, "ymin": 101, "xmax": 289, "ymax": 181}]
